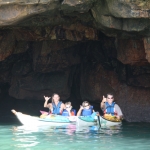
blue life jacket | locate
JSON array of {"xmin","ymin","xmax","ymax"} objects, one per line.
[
  {"xmin": 105, "ymin": 102, "xmax": 115, "ymax": 116},
  {"xmin": 72, "ymin": 109, "xmax": 76, "ymax": 116},
  {"xmin": 52, "ymin": 101, "xmax": 62, "ymax": 115},
  {"xmin": 62, "ymin": 109, "xmax": 76, "ymax": 116},
  {"xmin": 81, "ymin": 106, "xmax": 93, "ymax": 116}
]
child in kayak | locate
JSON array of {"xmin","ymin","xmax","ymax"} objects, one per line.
[
  {"xmin": 77, "ymin": 101, "xmax": 95, "ymax": 116},
  {"xmin": 62, "ymin": 102, "xmax": 76, "ymax": 116}
]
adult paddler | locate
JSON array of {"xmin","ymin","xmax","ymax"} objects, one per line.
[
  {"xmin": 44, "ymin": 93, "xmax": 65, "ymax": 115},
  {"xmin": 100, "ymin": 93, "xmax": 123, "ymax": 120}
]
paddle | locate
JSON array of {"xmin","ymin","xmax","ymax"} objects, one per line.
[{"xmin": 97, "ymin": 113, "xmax": 101, "ymax": 128}]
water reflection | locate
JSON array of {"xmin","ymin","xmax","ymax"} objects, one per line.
[
  {"xmin": 0, "ymin": 122, "xmax": 149, "ymax": 150},
  {"xmin": 12, "ymin": 124, "xmax": 122, "ymax": 135},
  {"xmin": 100, "ymin": 125, "xmax": 122, "ymax": 135},
  {"xmin": 11, "ymin": 124, "xmax": 122, "ymax": 148}
]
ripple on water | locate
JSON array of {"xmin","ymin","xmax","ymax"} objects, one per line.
[{"xmin": 0, "ymin": 122, "xmax": 150, "ymax": 150}]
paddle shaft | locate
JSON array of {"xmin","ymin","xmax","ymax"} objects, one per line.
[{"xmin": 97, "ymin": 115, "xmax": 101, "ymax": 128}]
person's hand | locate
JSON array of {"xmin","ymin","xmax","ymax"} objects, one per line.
[
  {"xmin": 44, "ymin": 95, "xmax": 51, "ymax": 101},
  {"xmin": 116, "ymin": 115, "xmax": 121, "ymax": 120},
  {"xmin": 66, "ymin": 106, "xmax": 72, "ymax": 112},
  {"xmin": 79, "ymin": 105, "xmax": 84, "ymax": 110},
  {"xmin": 102, "ymin": 95, "xmax": 106, "ymax": 103}
]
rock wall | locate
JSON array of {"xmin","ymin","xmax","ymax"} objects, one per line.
[{"xmin": 0, "ymin": 0, "xmax": 150, "ymax": 122}]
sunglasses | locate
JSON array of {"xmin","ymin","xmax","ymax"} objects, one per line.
[
  {"xmin": 107, "ymin": 97, "xmax": 114, "ymax": 99},
  {"xmin": 83, "ymin": 104, "xmax": 89, "ymax": 107},
  {"xmin": 66, "ymin": 106, "xmax": 71, "ymax": 108}
]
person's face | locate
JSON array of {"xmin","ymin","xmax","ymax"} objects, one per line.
[
  {"xmin": 107, "ymin": 95, "xmax": 114, "ymax": 104},
  {"xmin": 83, "ymin": 103, "xmax": 90, "ymax": 109},
  {"xmin": 65, "ymin": 105, "xmax": 71, "ymax": 109},
  {"xmin": 53, "ymin": 94, "xmax": 60, "ymax": 103}
]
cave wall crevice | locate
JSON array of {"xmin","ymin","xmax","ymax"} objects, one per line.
[{"xmin": 0, "ymin": 0, "xmax": 150, "ymax": 122}]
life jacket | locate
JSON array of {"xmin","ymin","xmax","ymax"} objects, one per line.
[
  {"xmin": 81, "ymin": 106, "xmax": 93, "ymax": 116},
  {"xmin": 104, "ymin": 102, "xmax": 116, "ymax": 116},
  {"xmin": 52, "ymin": 101, "xmax": 62, "ymax": 115},
  {"xmin": 62, "ymin": 109, "xmax": 76, "ymax": 116}
]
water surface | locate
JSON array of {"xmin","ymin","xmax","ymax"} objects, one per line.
[{"xmin": 0, "ymin": 121, "xmax": 150, "ymax": 150}]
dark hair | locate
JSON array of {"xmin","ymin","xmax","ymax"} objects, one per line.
[
  {"xmin": 107, "ymin": 93, "xmax": 114, "ymax": 98},
  {"xmin": 65, "ymin": 102, "xmax": 71, "ymax": 106},
  {"xmin": 51, "ymin": 93, "xmax": 60, "ymax": 103},
  {"xmin": 82, "ymin": 101, "xmax": 90, "ymax": 107}
]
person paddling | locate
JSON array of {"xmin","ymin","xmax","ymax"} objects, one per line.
[
  {"xmin": 44, "ymin": 93, "xmax": 65, "ymax": 115},
  {"xmin": 77, "ymin": 101, "xmax": 95, "ymax": 116},
  {"xmin": 100, "ymin": 93, "xmax": 123, "ymax": 120}
]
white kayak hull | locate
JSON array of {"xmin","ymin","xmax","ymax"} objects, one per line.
[
  {"xmin": 12, "ymin": 110, "xmax": 122, "ymax": 127},
  {"xmin": 76, "ymin": 117, "xmax": 97, "ymax": 127},
  {"xmin": 12, "ymin": 110, "xmax": 75, "ymax": 126},
  {"xmin": 98, "ymin": 116, "xmax": 122, "ymax": 127},
  {"xmin": 76, "ymin": 116, "xmax": 122, "ymax": 127}
]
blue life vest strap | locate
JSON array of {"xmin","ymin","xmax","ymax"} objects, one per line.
[
  {"xmin": 52, "ymin": 101, "xmax": 62, "ymax": 115},
  {"xmin": 62, "ymin": 109, "xmax": 69, "ymax": 116},
  {"xmin": 105, "ymin": 102, "xmax": 115, "ymax": 116},
  {"xmin": 62, "ymin": 109, "xmax": 76, "ymax": 116},
  {"xmin": 81, "ymin": 106, "xmax": 93, "ymax": 116}
]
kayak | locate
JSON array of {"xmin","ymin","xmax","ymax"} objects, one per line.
[
  {"xmin": 98, "ymin": 116, "xmax": 122, "ymax": 127},
  {"xmin": 76, "ymin": 117, "xmax": 97, "ymax": 126},
  {"xmin": 76, "ymin": 115, "xmax": 122, "ymax": 127},
  {"xmin": 11, "ymin": 110, "xmax": 121, "ymax": 127},
  {"xmin": 11, "ymin": 109, "xmax": 76, "ymax": 126},
  {"xmin": 76, "ymin": 113, "xmax": 97, "ymax": 126}
]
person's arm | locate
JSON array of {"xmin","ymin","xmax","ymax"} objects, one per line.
[
  {"xmin": 100, "ymin": 95, "xmax": 106, "ymax": 109},
  {"xmin": 77, "ymin": 106, "xmax": 83, "ymax": 116},
  {"xmin": 67, "ymin": 109, "xmax": 72, "ymax": 116},
  {"xmin": 115, "ymin": 104, "xmax": 123, "ymax": 119},
  {"xmin": 44, "ymin": 96, "xmax": 51, "ymax": 108},
  {"xmin": 60, "ymin": 103, "xmax": 65, "ymax": 114},
  {"xmin": 66, "ymin": 106, "xmax": 72, "ymax": 116}
]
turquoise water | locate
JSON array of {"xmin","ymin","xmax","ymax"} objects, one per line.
[{"xmin": 0, "ymin": 121, "xmax": 150, "ymax": 150}]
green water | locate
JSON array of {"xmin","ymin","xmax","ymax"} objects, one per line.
[{"xmin": 0, "ymin": 121, "xmax": 150, "ymax": 150}]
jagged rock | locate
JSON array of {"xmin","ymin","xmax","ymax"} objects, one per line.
[
  {"xmin": 91, "ymin": 0, "xmax": 150, "ymax": 36},
  {"xmin": 0, "ymin": 31, "xmax": 15, "ymax": 61},
  {"xmin": 80, "ymin": 63, "xmax": 150, "ymax": 122},
  {"xmin": 0, "ymin": 0, "xmax": 150, "ymax": 122},
  {"xmin": 80, "ymin": 64, "xmax": 115, "ymax": 101},
  {"xmin": 12, "ymin": 60, "xmax": 32, "ymax": 76},
  {"xmin": 32, "ymin": 40, "xmax": 81, "ymax": 72},
  {"xmin": 0, "ymin": 31, "xmax": 29, "ymax": 61},
  {"xmin": 126, "ymin": 65, "xmax": 150, "ymax": 88},
  {"xmin": 117, "ymin": 38, "xmax": 148, "ymax": 65},
  {"xmin": 0, "ymin": 0, "xmax": 150, "ymax": 38},
  {"xmin": 14, "ymin": 24, "xmax": 98, "ymax": 41},
  {"xmin": 9, "ymin": 70, "xmax": 71, "ymax": 100},
  {"xmin": 143, "ymin": 37, "xmax": 150, "ymax": 63}
]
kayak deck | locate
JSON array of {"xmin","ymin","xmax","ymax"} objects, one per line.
[{"xmin": 11, "ymin": 109, "xmax": 75, "ymax": 126}]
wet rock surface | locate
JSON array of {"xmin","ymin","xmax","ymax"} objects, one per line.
[{"xmin": 0, "ymin": 0, "xmax": 150, "ymax": 122}]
